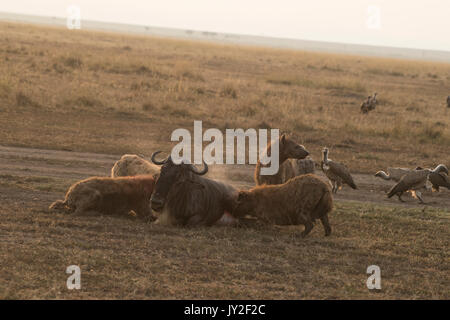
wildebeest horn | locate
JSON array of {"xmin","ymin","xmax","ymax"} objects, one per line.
[
  {"xmin": 151, "ymin": 151, "xmax": 169, "ymax": 165},
  {"xmin": 188, "ymin": 161, "xmax": 208, "ymax": 175}
]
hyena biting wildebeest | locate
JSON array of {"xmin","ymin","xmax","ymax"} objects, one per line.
[
  {"xmin": 111, "ymin": 154, "xmax": 160, "ymax": 178},
  {"xmin": 254, "ymin": 133, "xmax": 311, "ymax": 186},
  {"xmin": 149, "ymin": 151, "xmax": 238, "ymax": 226},
  {"xmin": 49, "ymin": 175, "xmax": 156, "ymax": 220},
  {"xmin": 233, "ymin": 174, "xmax": 333, "ymax": 237}
]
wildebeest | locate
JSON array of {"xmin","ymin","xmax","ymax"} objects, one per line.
[
  {"xmin": 254, "ymin": 134, "xmax": 310, "ymax": 185},
  {"xmin": 447, "ymin": 95, "xmax": 450, "ymax": 108},
  {"xmin": 149, "ymin": 151, "xmax": 238, "ymax": 226},
  {"xmin": 49, "ymin": 175, "xmax": 155, "ymax": 219},
  {"xmin": 111, "ymin": 154, "xmax": 159, "ymax": 178},
  {"xmin": 233, "ymin": 174, "xmax": 333, "ymax": 237}
]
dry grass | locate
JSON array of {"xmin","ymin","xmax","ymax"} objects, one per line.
[
  {"xmin": 0, "ymin": 22, "xmax": 449, "ymax": 172},
  {"xmin": 0, "ymin": 183, "xmax": 448, "ymax": 299},
  {"xmin": 0, "ymin": 22, "xmax": 449, "ymax": 300}
]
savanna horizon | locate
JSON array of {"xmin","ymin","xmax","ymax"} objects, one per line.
[{"xmin": 0, "ymin": 21, "xmax": 449, "ymax": 173}]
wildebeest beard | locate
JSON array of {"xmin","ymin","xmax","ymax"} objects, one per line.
[{"xmin": 165, "ymin": 172, "xmax": 202, "ymax": 224}]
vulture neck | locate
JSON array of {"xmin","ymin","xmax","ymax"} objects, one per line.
[
  {"xmin": 432, "ymin": 164, "xmax": 448, "ymax": 174},
  {"xmin": 376, "ymin": 171, "xmax": 390, "ymax": 180},
  {"xmin": 322, "ymin": 150, "xmax": 330, "ymax": 164}
]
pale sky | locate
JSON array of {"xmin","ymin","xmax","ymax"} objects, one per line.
[{"xmin": 1, "ymin": 0, "xmax": 449, "ymax": 52}]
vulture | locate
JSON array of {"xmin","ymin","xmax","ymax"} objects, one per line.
[
  {"xmin": 387, "ymin": 164, "xmax": 449, "ymax": 203},
  {"xmin": 428, "ymin": 170, "xmax": 450, "ymax": 192},
  {"xmin": 360, "ymin": 96, "xmax": 371, "ymax": 114},
  {"xmin": 374, "ymin": 167, "xmax": 414, "ymax": 182},
  {"xmin": 321, "ymin": 147, "xmax": 357, "ymax": 193},
  {"xmin": 368, "ymin": 92, "xmax": 377, "ymax": 111}
]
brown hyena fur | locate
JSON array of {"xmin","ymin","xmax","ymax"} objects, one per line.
[
  {"xmin": 111, "ymin": 154, "xmax": 160, "ymax": 178},
  {"xmin": 49, "ymin": 175, "xmax": 155, "ymax": 220},
  {"xmin": 234, "ymin": 174, "xmax": 333, "ymax": 237},
  {"xmin": 255, "ymin": 134, "xmax": 309, "ymax": 186}
]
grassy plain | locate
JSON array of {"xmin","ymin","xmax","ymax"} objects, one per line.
[{"xmin": 0, "ymin": 22, "xmax": 449, "ymax": 299}]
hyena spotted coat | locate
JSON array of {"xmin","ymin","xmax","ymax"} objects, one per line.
[
  {"xmin": 234, "ymin": 174, "xmax": 333, "ymax": 237},
  {"xmin": 49, "ymin": 175, "xmax": 155, "ymax": 219}
]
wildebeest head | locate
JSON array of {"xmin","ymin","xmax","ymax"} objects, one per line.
[
  {"xmin": 149, "ymin": 151, "xmax": 208, "ymax": 212},
  {"xmin": 232, "ymin": 191, "xmax": 256, "ymax": 218},
  {"xmin": 280, "ymin": 134, "xmax": 309, "ymax": 160}
]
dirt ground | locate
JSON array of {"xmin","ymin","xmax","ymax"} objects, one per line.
[
  {"xmin": 0, "ymin": 145, "xmax": 449, "ymax": 300},
  {"xmin": 1, "ymin": 145, "xmax": 449, "ymax": 210}
]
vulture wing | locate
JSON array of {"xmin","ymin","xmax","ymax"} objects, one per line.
[
  {"xmin": 387, "ymin": 167, "xmax": 412, "ymax": 182},
  {"xmin": 329, "ymin": 161, "xmax": 357, "ymax": 189},
  {"xmin": 429, "ymin": 172, "xmax": 450, "ymax": 190},
  {"xmin": 387, "ymin": 171, "xmax": 428, "ymax": 197}
]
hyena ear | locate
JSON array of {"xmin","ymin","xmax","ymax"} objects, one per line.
[{"xmin": 280, "ymin": 134, "xmax": 286, "ymax": 144}]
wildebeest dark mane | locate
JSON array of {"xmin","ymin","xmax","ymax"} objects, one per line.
[{"xmin": 165, "ymin": 173, "xmax": 197, "ymax": 224}]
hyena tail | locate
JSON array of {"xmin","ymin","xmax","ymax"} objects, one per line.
[
  {"xmin": 312, "ymin": 188, "xmax": 333, "ymax": 236},
  {"xmin": 49, "ymin": 199, "xmax": 69, "ymax": 211}
]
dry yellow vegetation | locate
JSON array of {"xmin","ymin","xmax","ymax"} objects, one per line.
[
  {"xmin": 0, "ymin": 22, "xmax": 449, "ymax": 172},
  {"xmin": 0, "ymin": 22, "xmax": 449, "ymax": 300}
]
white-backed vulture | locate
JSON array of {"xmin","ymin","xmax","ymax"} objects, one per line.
[
  {"xmin": 387, "ymin": 164, "xmax": 449, "ymax": 203},
  {"xmin": 321, "ymin": 148, "xmax": 357, "ymax": 193},
  {"xmin": 368, "ymin": 92, "xmax": 377, "ymax": 111},
  {"xmin": 428, "ymin": 171, "xmax": 450, "ymax": 192},
  {"xmin": 360, "ymin": 96, "xmax": 371, "ymax": 114},
  {"xmin": 374, "ymin": 167, "xmax": 414, "ymax": 182}
]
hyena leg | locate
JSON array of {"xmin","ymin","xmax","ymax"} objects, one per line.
[
  {"xmin": 49, "ymin": 200, "xmax": 73, "ymax": 213},
  {"xmin": 297, "ymin": 210, "xmax": 314, "ymax": 238},
  {"xmin": 137, "ymin": 204, "xmax": 156, "ymax": 222},
  {"xmin": 320, "ymin": 214, "xmax": 332, "ymax": 236},
  {"xmin": 302, "ymin": 220, "xmax": 314, "ymax": 238}
]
